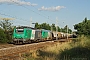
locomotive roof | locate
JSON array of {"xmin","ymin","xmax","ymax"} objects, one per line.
[
  {"xmin": 16, "ymin": 26, "xmax": 36, "ymax": 30},
  {"xmin": 41, "ymin": 29, "xmax": 51, "ymax": 32}
]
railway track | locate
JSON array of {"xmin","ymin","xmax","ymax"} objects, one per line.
[{"xmin": 0, "ymin": 39, "xmax": 70, "ymax": 60}]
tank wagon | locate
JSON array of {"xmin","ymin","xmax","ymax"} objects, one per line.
[{"xmin": 12, "ymin": 26, "xmax": 53, "ymax": 44}]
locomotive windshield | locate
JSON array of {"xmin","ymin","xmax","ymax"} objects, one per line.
[{"xmin": 16, "ymin": 29, "xmax": 24, "ymax": 34}]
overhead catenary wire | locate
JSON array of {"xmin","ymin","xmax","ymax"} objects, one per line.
[
  {"xmin": 26, "ymin": 0, "xmax": 55, "ymax": 22},
  {"xmin": 10, "ymin": 0, "xmax": 47, "ymax": 18},
  {"xmin": 31, "ymin": 4, "xmax": 60, "ymax": 22},
  {"xmin": 10, "ymin": 0, "xmax": 55, "ymax": 22},
  {"xmin": 0, "ymin": 11, "xmax": 53, "ymax": 27},
  {"xmin": 0, "ymin": 0, "xmax": 56, "ymax": 27},
  {"xmin": 0, "ymin": 12, "xmax": 29, "ymax": 26},
  {"xmin": 0, "ymin": 11, "xmax": 29, "ymax": 22}
]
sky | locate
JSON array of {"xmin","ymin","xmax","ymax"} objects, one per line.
[{"xmin": 0, "ymin": 0, "xmax": 90, "ymax": 31}]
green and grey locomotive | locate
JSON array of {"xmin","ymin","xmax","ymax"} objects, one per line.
[{"xmin": 12, "ymin": 26, "xmax": 53, "ymax": 44}]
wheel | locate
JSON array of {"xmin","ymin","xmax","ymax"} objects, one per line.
[
  {"xmin": 36, "ymin": 40, "xmax": 39, "ymax": 43},
  {"xmin": 13, "ymin": 41, "xmax": 17, "ymax": 45},
  {"xmin": 28, "ymin": 40, "xmax": 31, "ymax": 44},
  {"xmin": 19, "ymin": 41, "xmax": 23, "ymax": 44}
]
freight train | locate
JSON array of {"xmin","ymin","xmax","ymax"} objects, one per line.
[{"xmin": 12, "ymin": 26, "xmax": 75, "ymax": 44}]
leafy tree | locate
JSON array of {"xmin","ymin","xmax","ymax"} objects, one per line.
[
  {"xmin": 60, "ymin": 25, "xmax": 72, "ymax": 33},
  {"xmin": 46, "ymin": 24, "xmax": 51, "ymax": 30},
  {"xmin": 35, "ymin": 22, "xmax": 51, "ymax": 30},
  {"xmin": 0, "ymin": 20, "xmax": 12, "ymax": 31},
  {"xmin": 0, "ymin": 18, "xmax": 14, "ymax": 43},
  {"xmin": 74, "ymin": 17, "xmax": 90, "ymax": 35},
  {"xmin": 57, "ymin": 26, "xmax": 60, "ymax": 32},
  {"xmin": 41, "ymin": 23, "xmax": 51, "ymax": 30},
  {"xmin": 35, "ymin": 22, "xmax": 40, "ymax": 29},
  {"xmin": 41, "ymin": 23, "xmax": 47, "ymax": 29},
  {"xmin": 0, "ymin": 28, "xmax": 7, "ymax": 43},
  {"xmin": 51, "ymin": 24, "xmax": 56, "ymax": 31}
]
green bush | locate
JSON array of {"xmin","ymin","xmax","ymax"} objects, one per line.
[
  {"xmin": 0, "ymin": 28, "xmax": 7, "ymax": 43},
  {"xmin": 59, "ymin": 47, "xmax": 90, "ymax": 60}
]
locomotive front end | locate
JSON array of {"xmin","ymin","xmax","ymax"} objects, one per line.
[{"xmin": 13, "ymin": 28, "xmax": 25, "ymax": 44}]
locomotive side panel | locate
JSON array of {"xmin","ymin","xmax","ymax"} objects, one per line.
[
  {"xmin": 41, "ymin": 30, "xmax": 48, "ymax": 40},
  {"xmin": 31, "ymin": 30, "xmax": 35, "ymax": 40},
  {"xmin": 35, "ymin": 30, "xmax": 41, "ymax": 40}
]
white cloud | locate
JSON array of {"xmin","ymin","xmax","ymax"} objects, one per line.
[
  {"xmin": 38, "ymin": 6, "xmax": 66, "ymax": 11},
  {"xmin": 0, "ymin": 0, "xmax": 37, "ymax": 6}
]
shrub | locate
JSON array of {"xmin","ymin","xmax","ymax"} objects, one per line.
[{"xmin": 0, "ymin": 28, "xmax": 7, "ymax": 43}]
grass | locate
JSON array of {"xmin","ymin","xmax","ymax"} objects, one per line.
[{"xmin": 22, "ymin": 35, "xmax": 90, "ymax": 60}]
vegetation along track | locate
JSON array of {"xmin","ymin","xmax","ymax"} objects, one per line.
[{"xmin": 0, "ymin": 39, "xmax": 70, "ymax": 59}]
